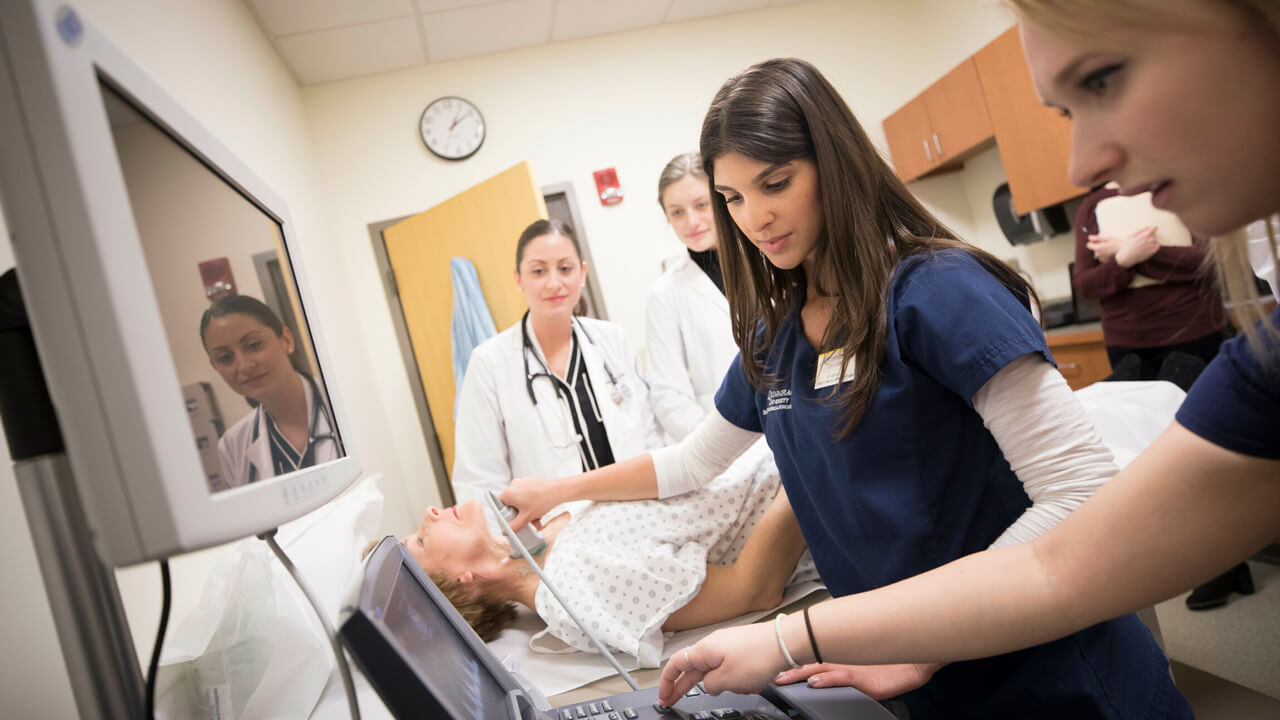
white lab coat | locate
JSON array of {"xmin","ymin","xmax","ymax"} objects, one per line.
[
  {"xmin": 451, "ymin": 315, "xmax": 663, "ymax": 508},
  {"xmin": 216, "ymin": 372, "xmax": 340, "ymax": 489},
  {"xmin": 644, "ymin": 256, "xmax": 740, "ymax": 441}
]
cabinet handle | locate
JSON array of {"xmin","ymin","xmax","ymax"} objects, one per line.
[
  {"xmin": 932, "ymin": 132, "xmax": 943, "ymax": 156},
  {"xmin": 922, "ymin": 139, "xmax": 933, "ymax": 162}
]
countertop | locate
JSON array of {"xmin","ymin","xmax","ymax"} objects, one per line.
[{"xmin": 1044, "ymin": 321, "xmax": 1102, "ymax": 338}]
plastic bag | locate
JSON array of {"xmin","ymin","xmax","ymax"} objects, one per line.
[{"xmin": 155, "ymin": 476, "xmax": 385, "ymax": 720}]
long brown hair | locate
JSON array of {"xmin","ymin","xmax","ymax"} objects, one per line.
[{"xmin": 700, "ymin": 58, "xmax": 1037, "ymax": 437}]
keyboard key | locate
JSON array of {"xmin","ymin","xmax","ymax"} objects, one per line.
[
  {"xmin": 653, "ymin": 702, "xmax": 674, "ymax": 714},
  {"xmin": 607, "ymin": 714, "xmax": 621, "ymax": 720},
  {"xmin": 601, "ymin": 701, "xmax": 613, "ymax": 712},
  {"xmin": 576, "ymin": 707, "xmax": 588, "ymax": 718},
  {"xmin": 623, "ymin": 709, "xmax": 638, "ymax": 719},
  {"xmin": 686, "ymin": 687, "xmax": 702, "ymax": 697},
  {"xmin": 691, "ymin": 713, "xmax": 714, "ymax": 720},
  {"xmin": 711, "ymin": 710, "xmax": 742, "ymax": 719},
  {"xmin": 589, "ymin": 704, "xmax": 600, "ymax": 715},
  {"xmin": 560, "ymin": 711, "xmax": 574, "ymax": 720}
]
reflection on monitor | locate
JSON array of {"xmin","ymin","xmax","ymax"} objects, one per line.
[
  {"xmin": 0, "ymin": 0, "xmax": 360, "ymax": 563},
  {"xmin": 100, "ymin": 85, "xmax": 344, "ymax": 493},
  {"xmin": 341, "ymin": 539, "xmax": 520, "ymax": 720},
  {"xmin": 380, "ymin": 566, "xmax": 509, "ymax": 718}
]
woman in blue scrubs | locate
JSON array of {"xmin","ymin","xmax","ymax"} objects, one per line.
[
  {"xmin": 658, "ymin": 0, "xmax": 1280, "ymax": 711},
  {"xmin": 502, "ymin": 58, "xmax": 1188, "ymax": 718}
]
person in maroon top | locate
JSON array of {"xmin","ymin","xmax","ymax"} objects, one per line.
[
  {"xmin": 1073, "ymin": 183, "xmax": 1228, "ymax": 377},
  {"xmin": 1074, "ymin": 184, "xmax": 1252, "ymax": 610}
]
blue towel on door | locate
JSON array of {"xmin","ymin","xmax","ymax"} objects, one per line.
[{"xmin": 450, "ymin": 257, "xmax": 498, "ymax": 417}]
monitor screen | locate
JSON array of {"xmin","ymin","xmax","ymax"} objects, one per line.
[
  {"xmin": 98, "ymin": 81, "xmax": 345, "ymax": 494},
  {"xmin": 377, "ymin": 564, "xmax": 511, "ymax": 718}
]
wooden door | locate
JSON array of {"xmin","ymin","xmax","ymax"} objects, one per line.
[
  {"xmin": 882, "ymin": 97, "xmax": 935, "ymax": 182},
  {"xmin": 922, "ymin": 58, "xmax": 994, "ymax": 165},
  {"xmin": 974, "ymin": 27, "xmax": 1087, "ymax": 214},
  {"xmin": 384, "ymin": 162, "xmax": 547, "ymax": 477}
]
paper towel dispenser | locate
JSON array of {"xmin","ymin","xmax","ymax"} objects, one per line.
[{"xmin": 993, "ymin": 182, "xmax": 1071, "ymax": 246}]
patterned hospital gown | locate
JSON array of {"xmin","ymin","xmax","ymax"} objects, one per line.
[{"xmin": 530, "ymin": 440, "xmax": 818, "ymax": 666}]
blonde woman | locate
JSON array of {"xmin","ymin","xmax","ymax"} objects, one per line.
[
  {"xmin": 645, "ymin": 152, "xmax": 740, "ymax": 441},
  {"xmin": 658, "ymin": 0, "xmax": 1280, "ymax": 707}
]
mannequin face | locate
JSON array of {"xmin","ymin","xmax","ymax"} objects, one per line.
[
  {"xmin": 1021, "ymin": 6, "xmax": 1280, "ymax": 236},
  {"xmin": 203, "ymin": 313, "xmax": 296, "ymax": 403},
  {"xmin": 515, "ymin": 232, "xmax": 586, "ymax": 321},
  {"xmin": 662, "ymin": 174, "xmax": 718, "ymax": 253},
  {"xmin": 402, "ymin": 499, "xmax": 504, "ymax": 581}
]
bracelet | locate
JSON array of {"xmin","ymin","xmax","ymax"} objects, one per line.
[
  {"xmin": 803, "ymin": 605, "xmax": 823, "ymax": 665},
  {"xmin": 774, "ymin": 613, "xmax": 802, "ymax": 669}
]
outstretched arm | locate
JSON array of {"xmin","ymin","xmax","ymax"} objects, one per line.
[
  {"xmin": 660, "ymin": 422, "xmax": 1280, "ymax": 703},
  {"xmin": 664, "ymin": 486, "xmax": 807, "ymax": 631}
]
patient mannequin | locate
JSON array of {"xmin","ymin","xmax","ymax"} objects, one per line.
[{"xmin": 402, "ymin": 445, "xmax": 814, "ymax": 665}]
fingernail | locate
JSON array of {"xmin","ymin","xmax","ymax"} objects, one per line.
[
  {"xmin": 775, "ymin": 672, "xmax": 788, "ymax": 680},
  {"xmin": 807, "ymin": 676, "xmax": 819, "ymax": 686}
]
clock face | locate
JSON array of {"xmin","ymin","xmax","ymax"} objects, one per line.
[{"xmin": 419, "ymin": 96, "xmax": 485, "ymax": 161}]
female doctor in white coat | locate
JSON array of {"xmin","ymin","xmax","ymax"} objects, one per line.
[
  {"xmin": 645, "ymin": 153, "xmax": 741, "ymax": 441},
  {"xmin": 451, "ymin": 218, "xmax": 662, "ymax": 508},
  {"xmin": 200, "ymin": 294, "xmax": 341, "ymax": 489}
]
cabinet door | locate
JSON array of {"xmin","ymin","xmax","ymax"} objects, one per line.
[
  {"xmin": 921, "ymin": 58, "xmax": 993, "ymax": 165},
  {"xmin": 974, "ymin": 27, "xmax": 1087, "ymax": 214},
  {"xmin": 882, "ymin": 96, "xmax": 934, "ymax": 182}
]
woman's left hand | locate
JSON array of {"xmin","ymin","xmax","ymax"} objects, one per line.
[
  {"xmin": 774, "ymin": 661, "xmax": 942, "ymax": 699},
  {"xmin": 658, "ymin": 624, "xmax": 787, "ymax": 706}
]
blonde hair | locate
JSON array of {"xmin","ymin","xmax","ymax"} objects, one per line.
[{"xmin": 1007, "ymin": 0, "xmax": 1280, "ymax": 353}]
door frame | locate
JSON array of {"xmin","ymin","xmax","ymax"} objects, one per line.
[{"xmin": 368, "ymin": 181, "xmax": 603, "ymax": 507}]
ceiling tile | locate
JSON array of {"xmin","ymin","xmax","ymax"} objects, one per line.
[
  {"xmin": 416, "ymin": 0, "xmax": 495, "ymax": 11},
  {"xmin": 248, "ymin": 0, "xmax": 415, "ymax": 37},
  {"xmin": 422, "ymin": 0, "xmax": 554, "ymax": 62},
  {"xmin": 275, "ymin": 17, "xmax": 425, "ymax": 85},
  {"xmin": 552, "ymin": 0, "xmax": 668, "ymax": 41},
  {"xmin": 665, "ymin": 0, "xmax": 768, "ymax": 24}
]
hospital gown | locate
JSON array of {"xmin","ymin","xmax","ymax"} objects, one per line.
[{"xmin": 530, "ymin": 440, "xmax": 818, "ymax": 667}]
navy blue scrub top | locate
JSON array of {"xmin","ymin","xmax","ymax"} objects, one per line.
[
  {"xmin": 715, "ymin": 250, "xmax": 1190, "ymax": 719},
  {"xmin": 1178, "ymin": 303, "xmax": 1280, "ymax": 459}
]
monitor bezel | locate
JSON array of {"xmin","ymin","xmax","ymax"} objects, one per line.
[{"xmin": 0, "ymin": 0, "xmax": 360, "ymax": 564}]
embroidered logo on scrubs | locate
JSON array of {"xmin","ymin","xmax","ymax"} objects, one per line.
[
  {"xmin": 764, "ymin": 388, "xmax": 792, "ymax": 415},
  {"xmin": 815, "ymin": 349, "xmax": 855, "ymax": 390}
]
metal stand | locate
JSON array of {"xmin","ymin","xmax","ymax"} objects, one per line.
[{"xmin": 1, "ymin": 269, "xmax": 146, "ymax": 719}]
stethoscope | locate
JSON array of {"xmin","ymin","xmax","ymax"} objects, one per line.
[
  {"xmin": 248, "ymin": 372, "xmax": 339, "ymax": 483},
  {"xmin": 520, "ymin": 312, "xmax": 630, "ymax": 449}
]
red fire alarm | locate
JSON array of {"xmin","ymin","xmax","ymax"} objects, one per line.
[
  {"xmin": 593, "ymin": 167, "xmax": 623, "ymax": 206},
  {"xmin": 198, "ymin": 257, "xmax": 237, "ymax": 302}
]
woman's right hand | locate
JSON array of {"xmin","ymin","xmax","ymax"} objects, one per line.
[{"xmin": 499, "ymin": 476, "xmax": 564, "ymax": 531}]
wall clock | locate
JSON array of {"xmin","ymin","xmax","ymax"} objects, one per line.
[{"xmin": 419, "ymin": 96, "xmax": 485, "ymax": 161}]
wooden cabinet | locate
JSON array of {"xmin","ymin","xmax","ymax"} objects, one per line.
[
  {"xmin": 881, "ymin": 27, "xmax": 1089, "ymax": 213},
  {"xmin": 973, "ymin": 27, "xmax": 1088, "ymax": 214},
  {"xmin": 883, "ymin": 58, "xmax": 994, "ymax": 183},
  {"xmin": 1046, "ymin": 328, "xmax": 1111, "ymax": 390}
]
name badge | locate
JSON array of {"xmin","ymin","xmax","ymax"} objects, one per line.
[{"xmin": 814, "ymin": 349, "xmax": 855, "ymax": 390}]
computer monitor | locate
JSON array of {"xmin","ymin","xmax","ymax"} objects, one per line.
[{"xmin": 0, "ymin": 0, "xmax": 360, "ymax": 564}]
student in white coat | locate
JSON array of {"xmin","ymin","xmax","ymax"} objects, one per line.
[
  {"xmin": 200, "ymin": 295, "xmax": 340, "ymax": 489},
  {"xmin": 645, "ymin": 152, "xmax": 741, "ymax": 441},
  {"xmin": 451, "ymin": 218, "xmax": 662, "ymax": 508}
]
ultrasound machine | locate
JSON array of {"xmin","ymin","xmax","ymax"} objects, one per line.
[{"xmin": 340, "ymin": 538, "xmax": 896, "ymax": 720}]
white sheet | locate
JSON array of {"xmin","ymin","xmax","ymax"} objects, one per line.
[{"xmin": 492, "ymin": 580, "xmax": 826, "ymax": 699}]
